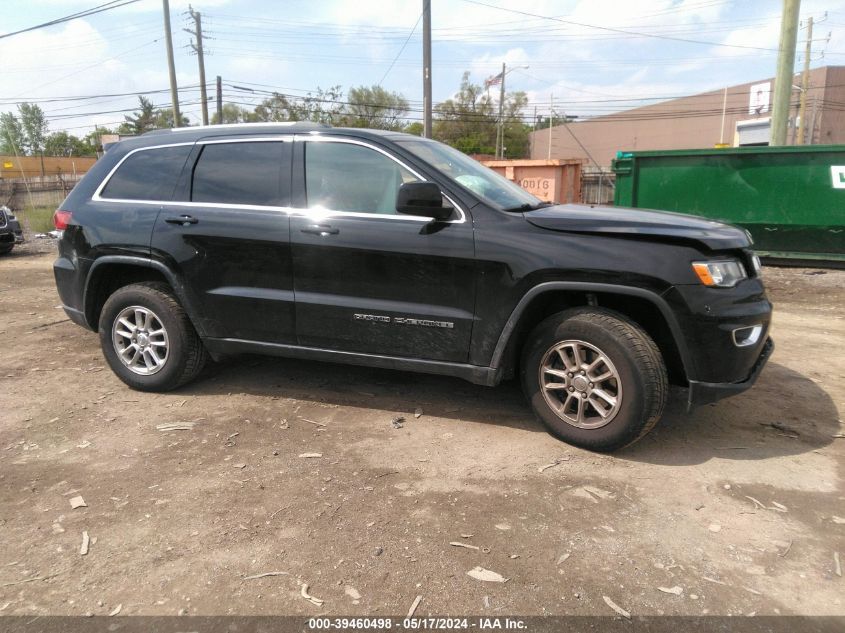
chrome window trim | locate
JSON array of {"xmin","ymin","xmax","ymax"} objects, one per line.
[
  {"xmin": 92, "ymin": 141, "xmax": 197, "ymax": 203},
  {"xmin": 91, "ymin": 135, "xmax": 467, "ymax": 224}
]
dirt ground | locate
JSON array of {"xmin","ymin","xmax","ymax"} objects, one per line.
[{"xmin": 1, "ymin": 242, "xmax": 843, "ymax": 618}]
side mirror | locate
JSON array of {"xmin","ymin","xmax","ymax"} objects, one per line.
[{"xmin": 396, "ymin": 182, "xmax": 452, "ymax": 220}]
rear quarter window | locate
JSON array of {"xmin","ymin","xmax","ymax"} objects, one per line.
[{"xmin": 100, "ymin": 145, "xmax": 192, "ymax": 201}]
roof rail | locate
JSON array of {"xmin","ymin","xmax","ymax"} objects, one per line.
[{"xmin": 142, "ymin": 121, "xmax": 331, "ymax": 136}]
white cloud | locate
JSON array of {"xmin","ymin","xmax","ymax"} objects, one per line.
[{"xmin": 8, "ymin": 0, "xmax": 845, "ymax": 136}]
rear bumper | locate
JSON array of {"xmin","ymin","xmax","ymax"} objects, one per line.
[{"xmin": 687, "ymin": 337, "xmax": 773, "ymax": 408}]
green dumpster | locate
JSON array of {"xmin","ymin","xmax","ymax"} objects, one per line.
[{"xmin": 612, "ymin": 145, "xmax": 845, "ymax": 262}]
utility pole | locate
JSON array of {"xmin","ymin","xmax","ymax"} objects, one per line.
[
  {"xmin": 186, "ymin": 5, "xmax": 209, "ymax": 125},
  {"xmin": 547, "ymin": 94, "xmax": 554, "ymax": 160},
  {"xmin": 162, "ymin": 0, "xmax": 181, "ymax": 127},
  {"xmin": 497, "ymin": 62, "xmax": 506, "ymax": 159},
  {"xmin": 422, "ymin": 0, "xmax": 432, "ymax": 138},
  {"xmin": 216, "ymin": 75, "xmax": 223, "ymax": 125},
  {"xmin": 796, "ymin": 16, "xmax": 813, "ymax": 145},
  {"xmin": 771, "ymin": 0, "xmax": 801, "ymax": 146}
]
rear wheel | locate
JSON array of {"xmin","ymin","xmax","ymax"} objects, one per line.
[
  {"xmin": 98, "ymin": 282, "xmax": 207, "ymax": 391},
  {"xmin": 521, "ymin": 307, "xmax": 667, "ymax": 452},
  {"xmin": 0, "ymin": 244, "xmax": 13, "ymax": 255}
]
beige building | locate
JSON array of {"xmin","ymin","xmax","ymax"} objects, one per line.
[{"xmin": 530, "ymin": 66, "xmax": 845, "ymax": 168}]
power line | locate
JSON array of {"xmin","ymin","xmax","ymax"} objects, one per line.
[
  {"xmin": 0, "ymin": 0, "xmax": 141, "ymax": 41},
  {"xmin": 378, "ymin": 11, "xmax": 423, "ymax": 86},
  {"xmin": 8, "ymin": 39, "xmax": 161, "ymax": 101},
  {"xmin": 459, "ymin": 0, "xmax": 790, "ymax": 53},
  {"xmin": 0, "ymin": 84, "xmax": 208, "ymax": 106}
]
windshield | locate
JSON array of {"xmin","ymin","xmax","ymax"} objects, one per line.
[{"xmin": 396, "ymin": 139, "xmax": 544, "ymax": 211}]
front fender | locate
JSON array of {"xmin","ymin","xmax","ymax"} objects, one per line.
[{"xmin": 488, "ymin": 281, "xmax": 695, "ymax": 383}]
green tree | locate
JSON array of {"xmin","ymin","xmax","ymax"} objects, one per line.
[
  {"xmin": 253, "ymin": 86, "xmax": 344, "ymax": 124},
  {"xmin": 211, "ymin": 103, "xmax": 258, "ymax": 124},
  {"xmin": 433, "ymin": 72, "xmax": 497, "ymax": 155},
  {"xmin": 118, "ymin": 97, "xmax": 189, "ymax": 135},
  {"xmin": 433, "ymin": 72, "xmax": 531, "ymax": 158},
  {"xmin": 18, "ymin": 103, "xmax": 48, "ymax": 155},
  {"xmin": 0, "ymin": 103, "xmax": 50, "ymax": 156},
  {"xmin": 44, "ymin": 131, "xmax": 96, "ymax": 156},
  {"xmin": 500, "ymin": 91, "xmax": 530, "ymax": 158},
  {"xmin": 84, "ymin": 127, "xmax": 115, "ymax": 154},
  {"xmin": 404, "ymin": 121, "xmax": 424, "ymax": 136},
  {"xmin": 0, "ymin": 111, "xmax": 26, "ymax": 155},
  {"xmin": 152, "ymin": 107, "xmax": 189, "ymax": 129},
  {"xmin": 339, "ymin": 85, "xmax": 409, "ymax": 130},
  {"xmin": 534, "ymin": 113, "xmax": 576, "ymax": 129},
  {"xmin": 119, "ymin": 96, "xmax": 156, "ymax": 135}
]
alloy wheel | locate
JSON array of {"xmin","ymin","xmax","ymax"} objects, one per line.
[
  {"xmin": 538, "ymin": 339, "xmax": 623, "ymax": 429},
  {"xmin": 111, "ymin": 305, "xmax": 170, "ymax": 375}
]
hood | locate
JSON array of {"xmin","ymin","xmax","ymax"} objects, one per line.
[{"xmin": 524, "ymin": 203, "xmax": 749, "ymax": 250}]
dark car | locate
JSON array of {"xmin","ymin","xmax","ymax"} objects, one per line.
[
  {"xmin": 0, "ymin": 206, "xmax": 24, "ymax": 255},
  {"xmin": 52, "ymin": 123, "xmax": 773, "ymax": 451}
]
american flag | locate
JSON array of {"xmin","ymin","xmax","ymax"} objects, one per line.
[{"xmin": 485, "ymin": 72, "xmax": 503, "ymax": 88}]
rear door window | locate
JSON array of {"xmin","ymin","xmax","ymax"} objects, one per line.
[
  {"xmin": 191, "ymin": 141, "xmax": 287, "ymax": 207},
  {"xmin": 100, "ymin": 145, "xmax": 192, "ymax": 201}
]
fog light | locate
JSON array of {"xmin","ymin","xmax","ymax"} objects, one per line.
[{"xmin": 732, "ymin": 325, "xmax": 763, "ymax": 347}]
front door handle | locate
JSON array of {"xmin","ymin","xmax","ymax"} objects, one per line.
[
  {"xmin": 164, "ymin": 214, "xmax": 199, "ymax": 226},
  {"xmin": 301, "ymin": 224, "xmax": 339, "ymax": 236}
]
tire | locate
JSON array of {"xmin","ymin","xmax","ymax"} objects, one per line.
[
  {"xmin": 0, "ymin": 244, "xmax": 13, "ymax": 255},
  {"xmin": 98, "ymin": 281, "xmax": 208, "ymax": 391},
  {"xmin": 521, "ymin": 307, "xmax": 667, "ymax": 452}
]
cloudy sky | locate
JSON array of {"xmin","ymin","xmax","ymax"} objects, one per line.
[{"xmin": 3, "ymin": 0, "xmax": 845, "ymax": 136}]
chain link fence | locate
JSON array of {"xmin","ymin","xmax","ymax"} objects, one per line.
[
  {"xmin": 580, "ymin": 169, "xmax": 615, "ymax": 205},
  {"xmin": 0, "ymin": 175, "xmax": 83, "ymax": 234}
]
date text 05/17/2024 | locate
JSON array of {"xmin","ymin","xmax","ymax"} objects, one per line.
[{"xmin": 307, "ymin": 617, "xmax": 527, "ymax": 630}]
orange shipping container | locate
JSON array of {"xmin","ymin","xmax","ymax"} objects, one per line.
[{"xmin": 481, "ymin": 159, "xmax": 583, "ymax": 204}]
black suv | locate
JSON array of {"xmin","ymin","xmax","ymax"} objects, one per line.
[
  {"xmin": 0, "ymin": 206, "xmax": 24, "ymax": 255},
  {"xmin": 53, "ymin": 123, "xmax": 772, "ymax": 451}
]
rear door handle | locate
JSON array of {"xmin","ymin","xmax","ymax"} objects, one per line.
[
  {"xmin": 301, "ymin": 224, "xmax": 339, "ymax": 236},
  {"xmin": 164, "ymin": 215, "xmax": 199, "ymax": 226}
]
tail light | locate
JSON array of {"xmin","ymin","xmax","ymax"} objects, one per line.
[{"xmin": 53, "ymin": 209, "xmax": 72, "ymax": 230}]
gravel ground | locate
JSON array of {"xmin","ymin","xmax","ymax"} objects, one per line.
[{"xmin": 0, "ymin": 246, "xmax": 843, "ymax": 618}]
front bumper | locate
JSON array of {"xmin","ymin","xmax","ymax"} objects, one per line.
[
  {"xmin": 0, "ymin": 228, "xmax": 24, "ymax": 244},
  {"xmin": 0, "ymin": 212, "xmax": 25, "ymax": 244},
  {"xmin": 687, "ymin": 337, "xmax": 774, "ymax": 408}
]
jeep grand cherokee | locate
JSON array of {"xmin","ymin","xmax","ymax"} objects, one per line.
[{"xmin": 53, "ymin": 123, "xmax": 773, "ymax": 451}]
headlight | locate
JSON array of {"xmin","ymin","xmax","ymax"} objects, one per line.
[
  {"xmin": 692, "ymin": 260, "xmax": 747, "ymax": 288},
  {"xmin": 744, "ymin": 229, "xmax": 754, "ymax": 245}
]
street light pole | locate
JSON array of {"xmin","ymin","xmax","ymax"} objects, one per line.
[
  {"xmin": 495, "ymin": 64, "xmax": 528, "ymax": 159},
  {"xmin": 797, "ymin": 16, "xmax": 813, "ymax": 145},
  {"xmin": 497, "ymin": 62, "xmax": 506, "ymax": 159}
]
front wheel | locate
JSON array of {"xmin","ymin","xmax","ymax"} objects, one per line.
[
  {"xmin": 521, "ymin": 307, "xmax": 667, "ymax": 452},
  {"xmin": 98, "ymin": 282, "xmax": 207, "ymax": 391},
  {"xmin": 0, "ymin": 243, "xmax": 13, "ymax": 256}
]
